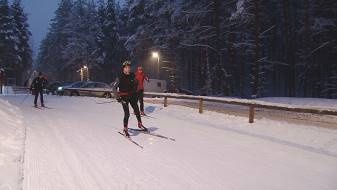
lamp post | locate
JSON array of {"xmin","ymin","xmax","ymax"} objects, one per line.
[
  {"xmin": 80, "ymin": 68, "xmax": 84, "ymax": 81},
  {"xmin": 0, "ymin": 68, "xmax": 4, "ymax": 94},
  {"xmin": 77, "ymin": 65, "xmax": 89, "ymax": 81},
  {"xmin": 152, "ymin": 52, "xmax": 160, "ymax": 79},
  {"xmin": 83, "ymin": 65, "xmax": 89, "ymax": 81}
]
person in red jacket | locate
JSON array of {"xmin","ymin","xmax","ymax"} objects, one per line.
[{"xmin": 135, "ymin": 66, "xmax": 149, "ymax": 115}]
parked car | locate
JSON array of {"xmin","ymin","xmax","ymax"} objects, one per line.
[
  {"xmin": 57, "ymin": 81, "xmax": 88, "ymax": 95},
  {"xmin": 46, "ymin": 82, "xmax": 62, "ymax": 95},
  {"xmin": 67, "ymin": 82, "xmax": 113, "ymax": 98}
]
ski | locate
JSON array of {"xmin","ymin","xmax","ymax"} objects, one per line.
[
  {"xmin": 41, "ymin": 106, "xmax": 54, "ymax": 109},
  {"xmin": 129, "ymin": 128, "xmax": 175, "ymax": 141},
  {"xmin": 118, "ymin": 132, "xmax": 143, "ymax": 148},
  {"xmin": 133, "ymin": 113, "xmax": 156, "ymax": 119},
  {"xmin": 140, "ymin": 115, "xmax": 151, "ymax": 119},
  {"xmin": 96, "ymin": 100, "xmax": 115, "ymax": 104},
  {"xmin": 33, "ymin": 106, "xmax": 43, "ymax": 110},
  {"xmin": 141, "ymin": 114, "xmax": 156, "ymax": 119}
]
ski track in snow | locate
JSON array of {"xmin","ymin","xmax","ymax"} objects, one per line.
[{"xmin": 1, "ymin": 95, "xmax": 337, "ymax": 190}]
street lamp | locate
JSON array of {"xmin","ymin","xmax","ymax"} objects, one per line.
[
  {"xmin": 152, "ymin": 51, "xmax": 160, "ymax": 79},
  {"xmin": 0, "ymin": 68, "xmax": 4, "ymax": 94},
  {"xmin": 77, "ymin": 67, "xmax": 84, "ymax": 81},
  {"xmin": 77, "ymin": 65, "xmax": 89, "ymax": 81},
  {"xmin": 83, "ymin": 65, "xmax": 89, "ymax": 81}
]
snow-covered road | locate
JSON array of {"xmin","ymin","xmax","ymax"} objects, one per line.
[{"xmin": 1, "ymin": 95, "xmax": 337, "ymax": 190}]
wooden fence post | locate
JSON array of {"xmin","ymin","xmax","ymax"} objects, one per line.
[
  {"xmin": 164, "ymin": 96, "xmax": 168, "ymax": 107},
  {"xmin": 249, "ymin": 105, "xmax": 255, "ymax": 123},
  {"xmin": 199, "ymin": 98, "xmax": 204, "ymax": 114}
]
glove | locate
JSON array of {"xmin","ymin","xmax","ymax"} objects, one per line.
[{"xmin": 116, "ymin": 96, "xmax": 122, "ymax": 103}]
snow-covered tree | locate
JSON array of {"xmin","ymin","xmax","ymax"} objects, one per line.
[
  {"xmin": 11, "ymin": 0, "xmax": 32, "ymax": 83},
  {"xmin": 0, "ymin": 0, "xmax": 15, "ymax": 72},
  {"xmin": 96, "ymin": 0, "xmax": 124, "ymax": 80},
  {"xmin": 36, "ymin": 0, "xmax": 73, "ymax": 81}
]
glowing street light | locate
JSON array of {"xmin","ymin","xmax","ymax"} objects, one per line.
[
  {"xmin": 77, "ymin": 65, "xmax": 89, "ymax": 81},
  {"xmin": 152, "ymin": 52, "xmax": 159, "ymax": 58},
  {"xmin": 152, "ymin": 51, "xmax": 160, "ymax": 79},
  {"xmin": 83, "ymin": 65, "xmax": 89, "ymax": 81}
]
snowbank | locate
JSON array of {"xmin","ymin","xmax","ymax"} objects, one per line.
[
  {"xmin": 0, "ymin": 99, "xmax": 25, "ymax": 190},
  {"xmin": 258, "ymin": 97, "xmax": 337, "ymax": 111},
  {"xmin": 1, "ymin": 86, "xmax": 14, "ymax": 95},
  {"xmin": 167, "ymin": 105, "xmax": 337, "ymax": 157}
]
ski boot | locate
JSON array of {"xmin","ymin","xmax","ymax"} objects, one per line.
[
  {"xmin": 138, "ymin": 122, "xmax": 148, "ymax": 132},
  {"xmin": 123, "ymin": 126, "xmax": 130, "ymax": 138},
  {"xmin": 140, "ymin": 111, "xmax": 146, "ymax": 116}
]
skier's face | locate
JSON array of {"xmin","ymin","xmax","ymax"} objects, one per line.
[
  {"xmin": 137, "ymin": 67, "xmax": 143, "ymax": 73},
  {"xmin": 123, "ymin": 66, "xmax": 131, "ymax": 75}
]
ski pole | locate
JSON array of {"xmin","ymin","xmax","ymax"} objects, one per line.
[{"xmin": 20, "ymin": 93, "xmax": 30, "ymax": 105}]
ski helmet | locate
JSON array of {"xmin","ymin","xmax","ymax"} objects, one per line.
[{"xmin": 122, "ymin": 61, "xmax": 131, "ymax": 68}]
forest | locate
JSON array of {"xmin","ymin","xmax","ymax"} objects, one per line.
[{"xmin": 1, "ymin": 0, "xmax": 336, "ymax": 98}]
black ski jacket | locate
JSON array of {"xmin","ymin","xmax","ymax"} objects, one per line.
[
  {"xmin": 30, "ymin": 76, "xmax": 47, "ymax": 91},
  {"xmin": 114, "ymin": 72, "xmax": 138, "ymax": 97}
]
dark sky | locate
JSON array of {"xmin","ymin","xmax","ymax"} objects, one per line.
[
  {"xmin": 20, "ymin": 0, "xmax": 59, "ymax": 58},
  {"xmin": 15, "ymin": 0, "xmax": 125, "ymax": 59}
]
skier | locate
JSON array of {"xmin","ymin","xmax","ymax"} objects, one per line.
[
  {"xmin": 114, "ymin": 61, "xmax": 147, "ymax": 137},
  {"xmin": 135, "ymin": 66, "xmax": 149, "ymax": 116},
  {"xmin": 30, "ymin": 72, "xmax": 47, "ymax": 107}
]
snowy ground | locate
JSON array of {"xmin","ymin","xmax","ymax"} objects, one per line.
[
  {"xmin": 258, "ymin": 97, "xmax": 337, "ymax": 110},
  {"xmin": 1, "ymin": 95, "xmax": 337, "ymax": 190},
  {"xmin": 0, "ymin": 97, "xmax": 25, "ymax": 190}
]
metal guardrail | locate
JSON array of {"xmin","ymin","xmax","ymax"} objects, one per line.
[
  {"xmin": 144, "ymin": 92, "xmax": 337, "ymax": 123},
  {"xmin": 0, "ymin": 86, "xmax": 30, "ymax": 94},
  {"xmin": 12, "ymin": 86, "xmax": 30, "ymax": 91},
  {"xmin": 65, "ymin": 87, "xmax": 113, "ymax": 93},
  {"xmin": 60, "ymin": 88, "xmax": 337, "ymax": 123}
]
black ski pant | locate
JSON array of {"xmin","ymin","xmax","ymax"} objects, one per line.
[
  {"xmin": 138, "ymin": 90, "xmax": 144, "ymax": 112},
  {"xmin": 34, "ymin": 89, "xmax": 44, "ymax": 105},
  {"xmin": 121, "ymin": 95, "xmax": 142, "ymax": 127}
]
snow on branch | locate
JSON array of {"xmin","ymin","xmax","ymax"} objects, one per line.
[
  {"xmin": 307, "ymin": 40, "xmax": 335, "ymax": 57},
  {"xmin": 181, "ymin": 10, "xmax": 212, "ymax": 15},
  {"xmin": 259, "ymin": 25, "xmax": 276, "ymax": 38},
  {"xmin": 180, "ymin": 43, "xmax": 220, "ymax": 55}
]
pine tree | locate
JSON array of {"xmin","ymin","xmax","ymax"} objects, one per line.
[
  {"xmin": 11, "ymin": 0, "xmax": 32, "ymax": 84},
  {"xmin": 0, "ymin": 0, "xmax": 16, "ymax": 74},
  {"xmin": 36, "ymin": 0, "xmax": 73, "ymax": 81},
  {"xmin": 96, "ymin": 0, "xmax": 121, "ymax": 80}
]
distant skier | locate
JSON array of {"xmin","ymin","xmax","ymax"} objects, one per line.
[
  {"xmin": 114, "ymin": 61, "xmax": 147, "ymax": 137},
  {"xmin": 30, "ymin": 72, "xmax": 47, "ymax": 107},
  {"xmin": 135, "ymin": 66, "xmax": 149, "ymax": 115}
]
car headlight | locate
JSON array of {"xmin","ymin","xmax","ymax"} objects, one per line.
[{"xmin": 57, "ymin": 87, "xmax": 63, "ymax": 91}]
